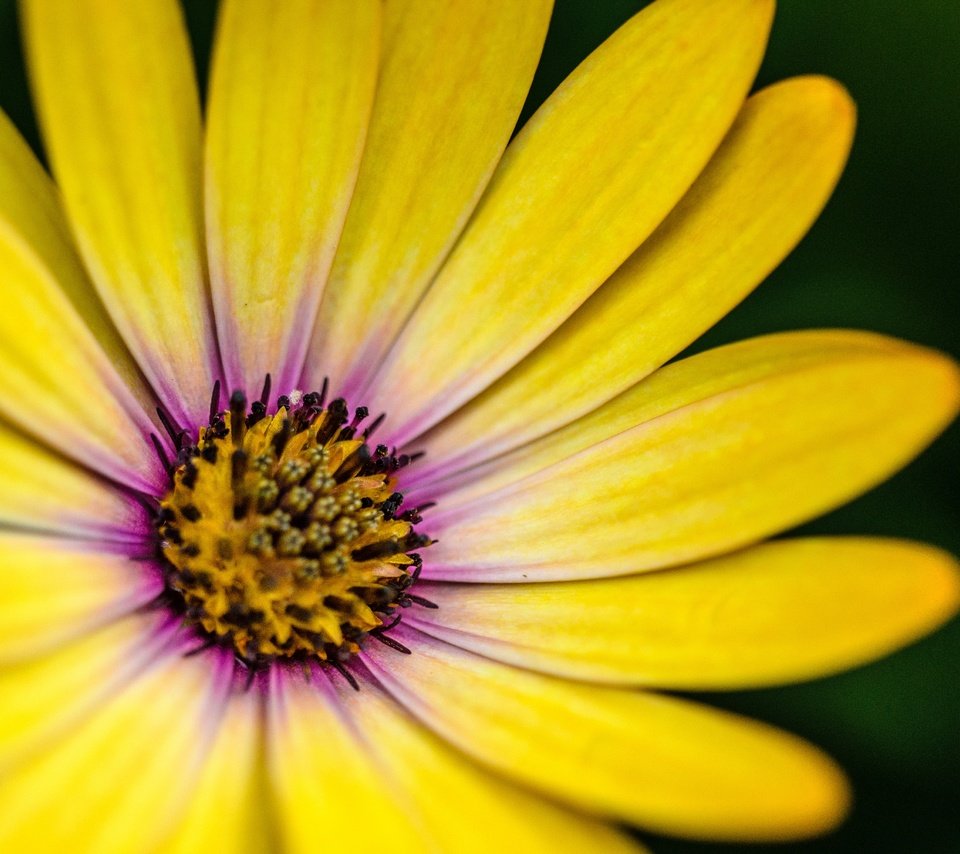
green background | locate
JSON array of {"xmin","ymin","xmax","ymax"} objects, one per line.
[{"xmin": 1, "ymin": 1, "xmax": 956, "ymax": 851}]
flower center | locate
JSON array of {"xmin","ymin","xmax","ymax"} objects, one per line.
[{"xmin": 154, "ymin": 384, "xmax": 431, "ymax": 670}]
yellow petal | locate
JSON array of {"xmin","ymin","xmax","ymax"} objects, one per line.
[
  {"xmin": 267, "ymin": 668, "xmax": 423, "ymax": 853},
  {"xmin": 162, "ymin": 691, "xmax": 268, "ymax": 854},
  {"xmin": 335, "ymin": 673, "xmax": 648, "ymax": 854},
  {"xmin": 0, "ymin": 643, "xmax": 231, "ymax": 853},
  {"xmin": 417, "ymin": 75, "xmax": 856, "ymax": 476},
  {"xmin": 0, "ymin": 419, "xmax": 146, "ymax": 540},
  {"xmin": 22, "ymin": 0, "xmax": 217, "ymax": 426},
  {"xmin": 306, "ymin": 0, "xmax": 552, "ymax": 395},
  {"xmin": 0, "ymin": 111, "xmax": 162, "ymax": 491},
  {"xmin": 206, "ymin": 0, "xmax": 381, "ymax": 395},
  {"xmin": 366, "ymin": 0, "xmax": 773, "ymax": 443},
  {"xmin": 0, "ymin": 110, "xmax": 152, "ymax": 410},
  {"xmin": 426, "ymin": 331, "xmax": 960, "ymax": 581},
  {"xmin": 0, "ymin": 612, "xmax": 170, "ymax": 770},
  {"xmin": 411, "ymin": 538, "xmax": 960, "ymax": 688},
  {"xmin": 365, "ymin": 628, "xmax": 850, "ymax": 842},
  {"xmin": 0, "ymin": 533, "xmax": 162, "ymax": 664}
]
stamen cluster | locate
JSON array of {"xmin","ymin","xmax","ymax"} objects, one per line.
[{"xmin": 155, "ymin": 383, "xmax": 431, "ymax": 670}]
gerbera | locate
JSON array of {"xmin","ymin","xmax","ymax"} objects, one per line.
[{"xmin": 1, "ymin": 0, "xmax": 957, "ymax": 850}]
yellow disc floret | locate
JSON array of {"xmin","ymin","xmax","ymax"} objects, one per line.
[{"xmin": 156, "ymin": 390, "xmax": 429, "ymax": 664}]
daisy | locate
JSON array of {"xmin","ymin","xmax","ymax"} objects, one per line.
[{"xmin": 1, "ymin": 0, "xmax": 957, "ymax": 850}]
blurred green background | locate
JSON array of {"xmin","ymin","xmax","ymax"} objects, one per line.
[{"xmin": 1, "ymin": 1, "xmax": 956, "ymax": 851}]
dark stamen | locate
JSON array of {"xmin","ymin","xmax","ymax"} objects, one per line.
[
  {"xmin": 184, "ymin": 638, "xmax": 217, "ymax": 658},
  {"xmin": 403, "ymin": 593, "xmax": 439, "ymax": 609},
  {"xmin": 231, "ymin": 449, "xmax": 248, "ymax": 483},
  {"xmin": 229, "ymin": 390, "xmax": 247, "ymax": 445},
  {"xmin": 271, "ymin": 419, "xmax": 292, "ymax": 456},
  {"xmin": 330, "ymin": 660, "xmax": 360, "ymax": 691},
  {"xmin": 243, "ymin": 666, "xmax": 257, "ymax": 693},
  {"xmin": 150, "ymin": 433, "xmax": 172, "ymax": 474},
  {"xmin": 182, "ymin": 459, "xmax": 198, "ymax": 490},
  {"xmin": 367, "ymin": 631, "xmax": 411, "ymax": 654},
  {"xmin": 246, "ymin": 400, "xmax": 267, "ymax": 428},
  {"xmin": 208, "ymin": 380, "xmax": 222, "ymax": 424},
  {"xmin": 352, "ymin": 539, "xmax": 401, "ymax": 561},
  {"xmin": 333, "ymin": 444, "xmax": 370, "ymax": 481},
  {"xmin": 363, "ymin": 412, "xmax": 386, "ymax": 439},
  {"xmin": 350, "ymin": 406, "xmax": 369, "ymax": 429},
  {"xmin": 181, "ymin": 504, "xmax": 201, "ymax": 522},
  {"xmin": 379, "ymin": 612, "xmax": 403, "ymax": 632},
  {"xmin": 233, "ymin": 496, "xmax": 250, "ymax": 520},
  {"xmin": 156, "ymin": 406, "xmax": 182, "ymax": 449},
  {"xmin": 315, "ymin": 399, "xmax": 348, "ymax": 446},
  {"xmin": 381, "ymin": 492, "xmax": 404, "ymax": 520}
]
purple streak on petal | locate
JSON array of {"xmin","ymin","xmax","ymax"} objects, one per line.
[{"xmin": 358, "ymin": 626, "xmax": 437, "ymax": 718}]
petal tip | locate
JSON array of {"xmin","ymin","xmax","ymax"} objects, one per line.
[
  {"xmin": 795, "ymin": 74, "xmax": 857, "ymax": 124},
  {"xmin": 914, "ymin": 543, "xmax": 960, "ymax": 626},
  {"xmin": 868, "ymin": 337, "xmax": 960, "ymax": 437},
  {"xmin": 740, "ymin": 739, "xmax": 852, "ymax": 843},
  {"xmin": 746, "ymin": 0, "xmax": 777, "ymax": 31},
  {"xmin": 718, "ymin": 0, "xmax": 777, "ymax": 36},
  {"xmin": 792, "ymin": 753, "xmax": 853, "ymax": 841},
  {"xmin": 911, "ymin": 346, "xmax": 960, "ymax": 422}
]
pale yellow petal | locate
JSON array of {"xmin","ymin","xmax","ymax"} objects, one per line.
[
  {"xmin": 206, "ymin": 0, "xmax": 381, "ymax": 394},
  {"xmin": 411, "ymin": 538, "xmax": 960, "ymax": 688},
  {"xmin": 162, "ymin": 691, "xmax": 269, "ymax": 854},
  {"xmin": 334, "ymin": 671, "xmax": 649, "ymax": 854},
  {"xmin": 0, "ymin": 644, "xmax": 230, "ymax": 853},
  {"xmin": 0, "ymin": 419, "xmax": 147, "ymax": 540},
  {"xmin": 366, "ymin": 0, "xmax": 773, "ymax": 443},
  {"xmin": 266, "ymin": 669, "xmax": 424, "ymax": 853},
  {"xmin": 365, "ymin": 629, "xmax": 850, "ymax": 842},
  {"xmin": 307, "ymin": 0, "xmax": 552, "ymax": 395},
  {"xmin": 0, "ymin": 110, "xmax": 162, "ymax": 491},
  {"xmin": 426, "ymin": 331, "xmax": 960, "ymax": 581},
  {"xmin": 426, "ymin": 331, "xmax": 904, "ymax": 509},
  {"xmin": 22, "ymin": 0, "xmax": 217, "ymax": 426},
  {"xmin": 416, "ymin": 76, "xmax": 856, "ymax": 476},
  {"xmin": 0, "ymin": 612, "xmax": 171, "ymax": 770},
  {"xmin": 0, "ymin": 534, "xmax": 162, "ymax": 664},
  {"xmin": 0, "ymin": 110, "xmax": 152, "ymax": 410}
]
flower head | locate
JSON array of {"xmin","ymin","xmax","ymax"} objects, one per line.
[{"xmin": 1, "ymin": 0, "xmax": 958, "ymax": 850}]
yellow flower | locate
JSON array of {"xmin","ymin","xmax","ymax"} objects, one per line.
[{"xmin": 0, "ymin": 0, "xmax": 957, "ymax": 851}]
